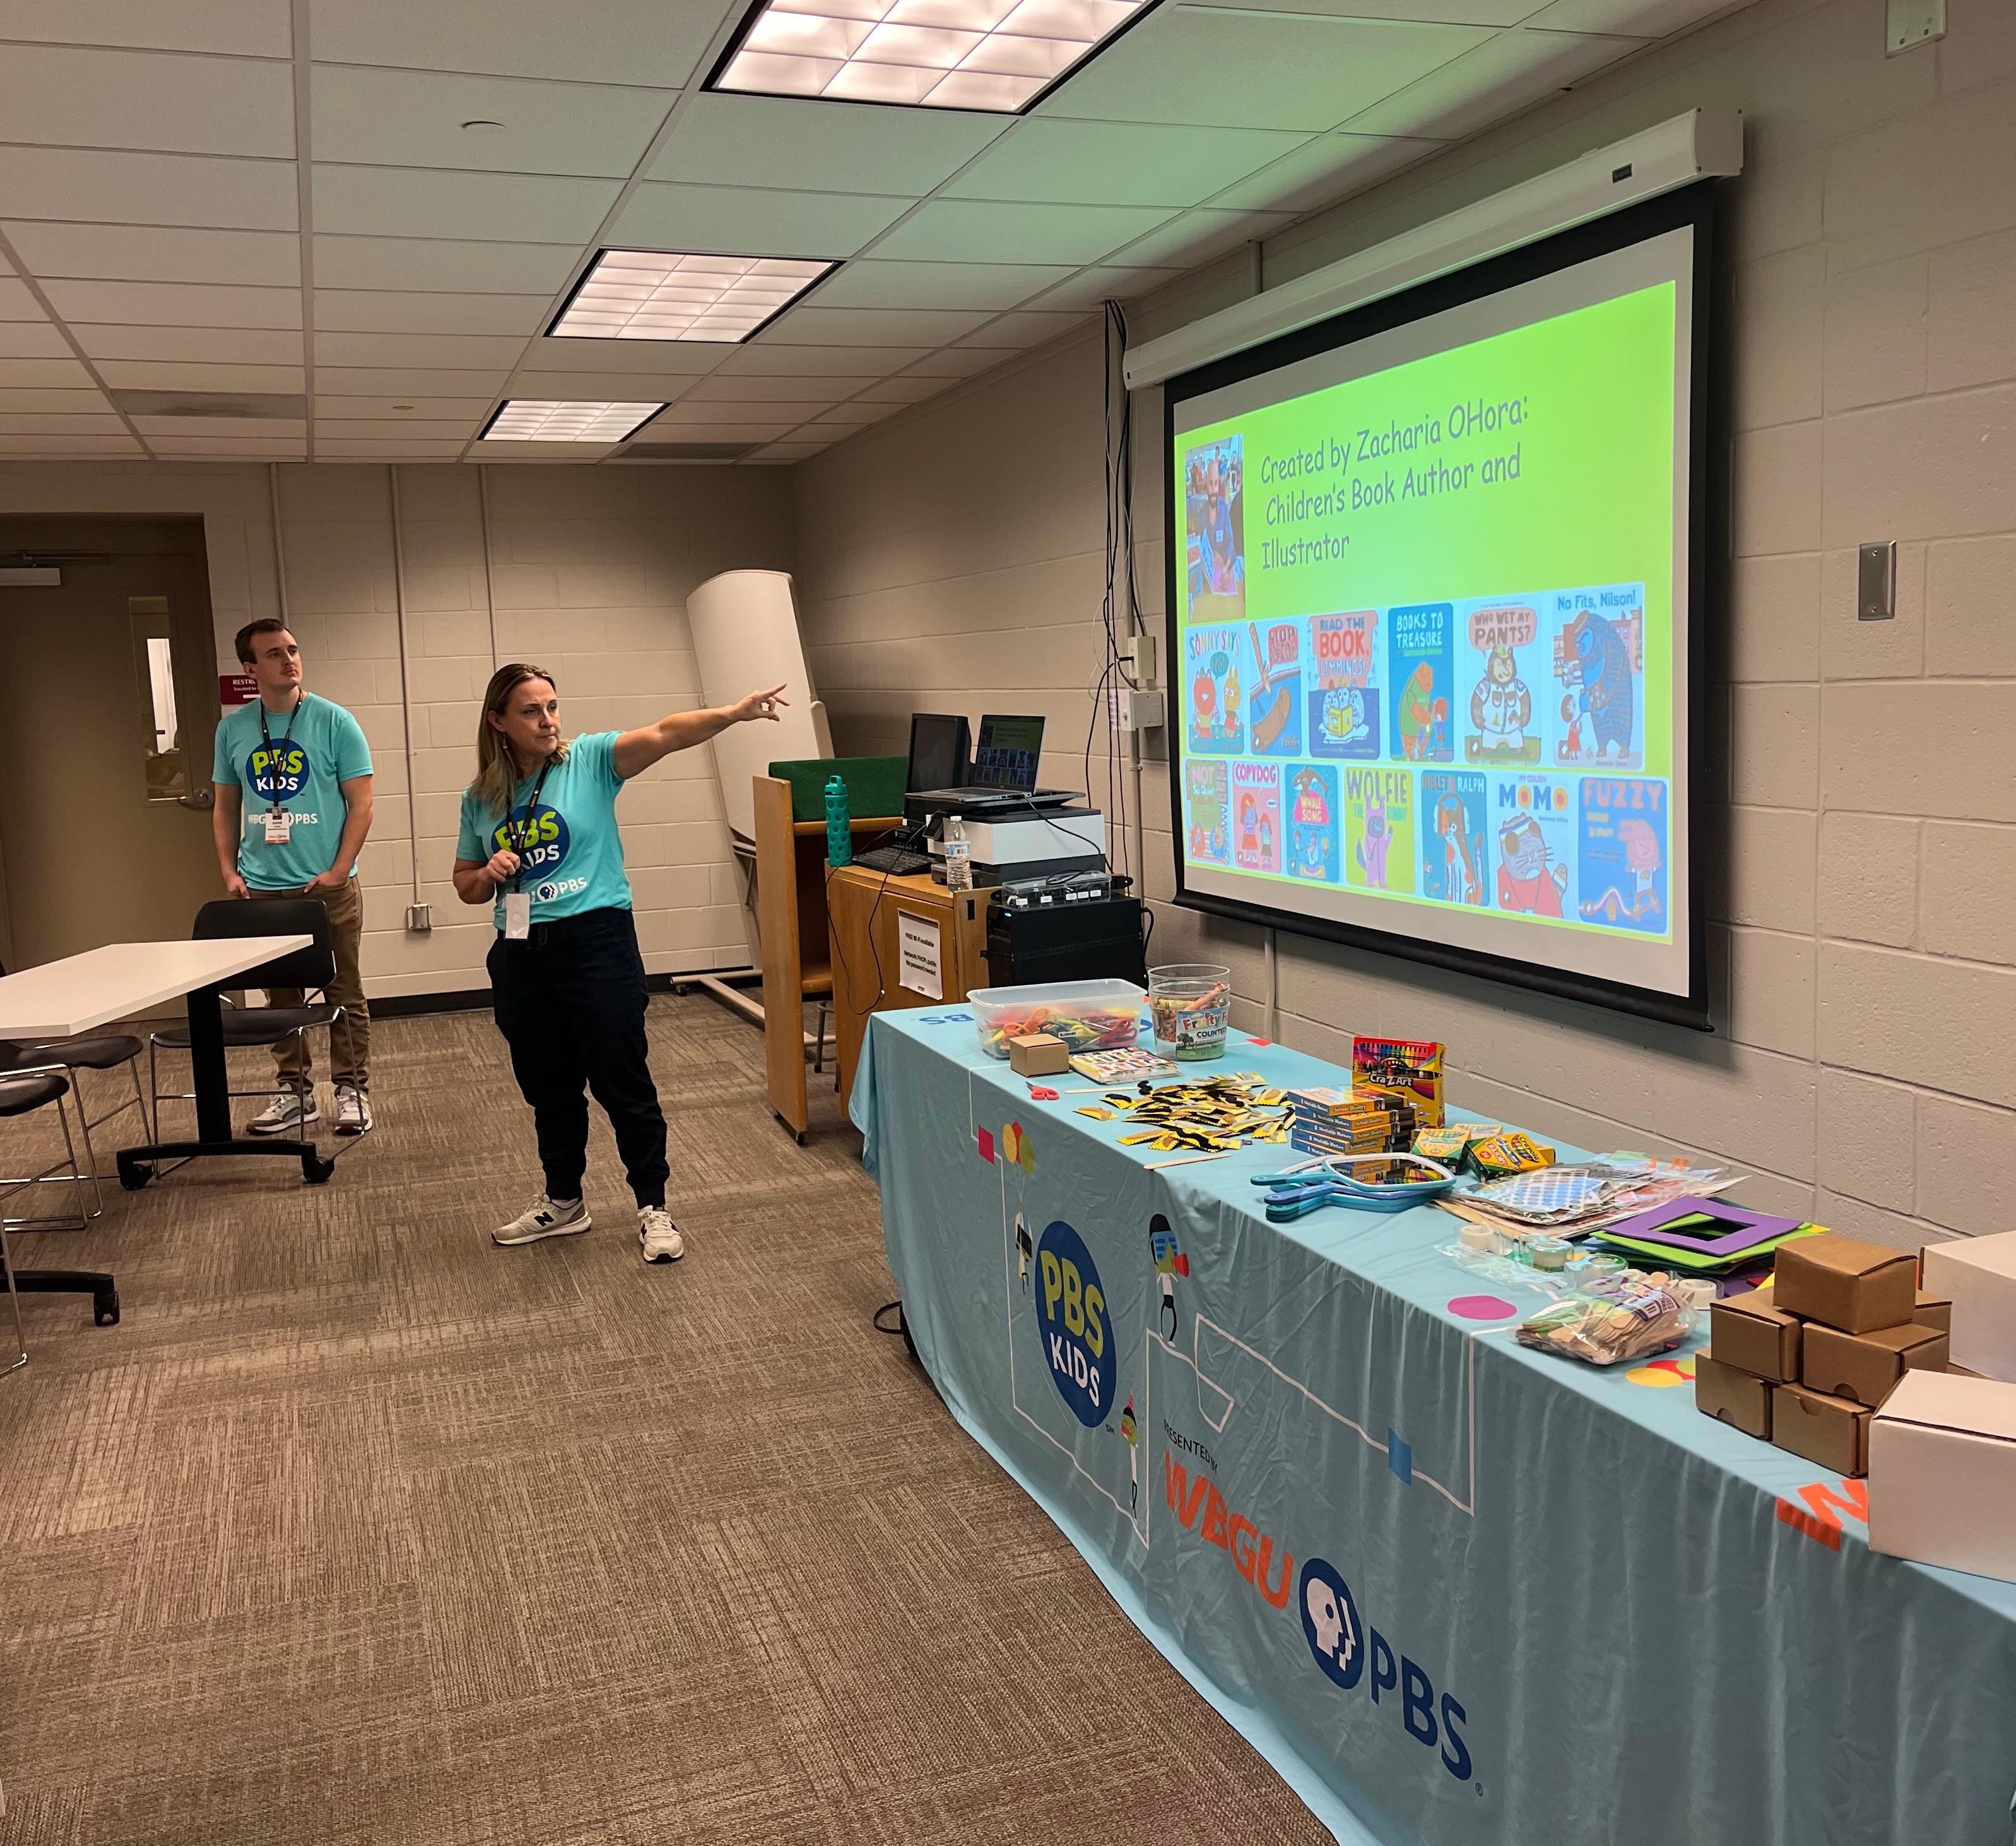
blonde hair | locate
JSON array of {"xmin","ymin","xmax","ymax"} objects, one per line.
[{"xmin": 471, "ymin": 663, "xmax": 569, "ymax": 820}]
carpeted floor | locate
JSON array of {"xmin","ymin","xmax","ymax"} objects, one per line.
[{"xmin": 0, "ymin": 995, "xmax": 1324, "ymax": 1846}]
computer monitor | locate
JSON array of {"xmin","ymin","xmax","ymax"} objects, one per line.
[
  {"xmin": 973, "ymin": 714, "xmax": 1044, "ymax": 790},
  {"xmin": 907, "ymin": 712, "xmax": 969, "ymax": 794}
]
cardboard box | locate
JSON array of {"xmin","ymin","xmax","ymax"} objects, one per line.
[
  {"xmin": 1920, "ymin": 1232, "xmax": 2016, "ymax": 1383},
  {"xmin": 1772, "ymin": 1234, "xmax": 1917, "ymax": 1334},
  {"xmin": 1772, "ymin": 1383, "xmax": 1872, "ymax": 1477},
  {"xmin": 1695, "ymin": 1353, "xmax": 1772, "ymax": 1439},
  {"xmin": 1868, "ymin": 1370, "xmax": 2016, "ymax": 1583},
  {"xmin": 1800, "ymin": 1322, "xmax": 1949, "ymax": 1407},
  {"xmin": 1709, "ymin": 1295, "xmax": 1803, "ymax": 1383},
  {"xmin": 1915, "ymin": 1289, "xmax": 1952, "ymax": 1334},
  {"xmin": 1006, "ymin": 1033, "xmax": 1069, "ymax": 1077}
]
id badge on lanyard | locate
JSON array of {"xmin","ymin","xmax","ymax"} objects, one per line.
[
  {"xmin": 259, "ymin": 692, "xmax": 301, "ymax": 849},
  {"xmin": 263, "ymin": 808, "xmax": 293, "ymax": 845},
  {"xmin": 503, "ymin": 891, "xmax": 531, "ymax": 940}
]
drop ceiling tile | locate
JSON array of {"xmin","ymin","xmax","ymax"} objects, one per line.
[
  {"xmin": 0, "ymin": 357, "xmax": 95, "ymax": 388},
  {"xmin": 42, "ymin": 279, "xmax": 300, "ymax": 329},
  {"xmin": 312, "ymin": 235, "xmax": 579, "ymax": 295},
  {"xmin": 3, "ymin": 223, "xmax": 300, "ymax": 287},
  {"xmin": 315, "ymin": 366, "xmax": 509, "ymax": 395},
  {"xmin": 810, "ymin": 401, "xmax": 900, "ymax": 426},
  {"xmin": 685, "ymin": 373, "xmax": 878, "ymax": 401},
  {"xmin": 310, "ymin": 0, "xmax": 709, "ymax": 86},
  {"xmin": 0, "ymin": 413, "xmax": 127, "ymax": 434},
  {"xmin": 310, "ymin": 166, "xmax": 623, "ymax": 244},
  {"xmin": 0, "ymin": 44, "xmax": 295, "ymax": 158},
  {"xmin": 504, "ymin": 367, "xmax": 722, "ymax": 398},
  {"xmin": 653, "ymin": 397, "xmax": 837, "ymax": 423},
  {"xmin": 0, "ymin": 279, "xmax": 42, "ymax": 320},
  {"xmin": 0, "ymin": 1, "xmax": 292, "ymax": 54},
  {"xmin": 717, "ymin": 342, "xmax": 930, "ymax": 376},
  {"xmin": 148, "ymin": 435, "xmax": 308, "ymax": 455},
  {"xmin": 854, "ymin": 374, "xmax": 953, "ymax": 404},
  {"xmin": 131, "ymin": 415, "xmax": 306, "ymax": 436},
  {"xmin": 314, "ymin": 290, "xmax": 553, "ymax": 336},
  {"xmin": 1338, "ymin": 25, "xmax": 1642, "ymax": 138},
  {"xmin": 316, "ymin": 331, "xmax": 529, "ymax": 369},
  {"xmin": 808, "ymin": 260, "xmax": 1074, "ymax": 311},
  {"xmin": 95, "ymin": 359, "xmax": 304, "ymax": 391},
  {"xmin": 775, "ymin": 306, "xmax": 995, "ymax": 346},
  {"xmin": 956, "ymin": 311, "xmax": 1090, "ymax": 348},
  {"xmin": 312, "ymin": 394, "xmax": 494, "ymax": 418},
  {"xmin": 1205, "ymin": 130, "xmax": 1435, "ymax": 212},
  {"xmin": 1522, "ymin": 0, "xmax": 1735, "ymax": 31},
  {"xmin": 0, "ymin": 147, "xmax": 298, "ymax": 232},
  {"xmin": 309, "ymin": 66, "xmax": 669, "ymax": 180},
  {"xmin": 0, "ymin": 322, "xmax": 71, "ymax": 358},
  {"xmin": 519, "ymin": 337, "xmax": 725, "ymax": 376},
  {"xmin": 1037, "ymin": 9, "xmax": 1492, "ymax": 131},
  {"xmin": 634, "ymin": 419, "xmax": 799, "ymax": 442},
  {"xmin": 315, "ymin": 437, "xmax": 467, "ymax": 456},
  {"xmin": 946, "ymin": 119, "xmax": 1312, "ymax": 209},
  {"xmin": 0, "ymin": 434, "xmax": 146, "ymax": 455},
  {"xmin": 73, "ymin": 324, "xmax": 305, "ymax": 364},
  {"xmin": 649, "ymin": 93, "xmax": 1008, "ymax": 196},
  {"xmin": 748, "ymin": 439, "xmax": 834, "ymax": 460},
  {"xmin": 1020, "ymin": 263, "xmax": 1184, "ymax": 311},
  {"xmin": 609, "ymin": 184, "xmax": 916, "ymax": 260},
  {"xmin": 902, "ymin": 345, "xmax": 1015, "ymax": 377},
  {"xmin": 1189, "ymin": 0, "xmax": 1531, "ymax": 18},
  {"xmin": 1102, "ymin": 205, "xmax": 1293, "ymax": 268},
  {"xmin": 870, "ymin": 198, "xmax": 1176, "ymax": 264},
  {"xmin": 0, "ymin": 388, "xmax": 115, "ymax": 413},
  {"xmin": 312, "ymin": 418, "xmax": 480, "ymax": 439}
]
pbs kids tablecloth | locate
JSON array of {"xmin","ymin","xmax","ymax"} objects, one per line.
[{"xmin": 852, "ymin": 1010, "xmax": 2016, "ymax": 1846}]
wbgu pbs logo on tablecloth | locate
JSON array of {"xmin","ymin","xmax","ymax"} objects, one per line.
[{"xmin": 1034, "ymin": 1221, "xmax": 1114, "ymax": 1425}]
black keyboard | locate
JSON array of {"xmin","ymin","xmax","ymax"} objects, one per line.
[{"xmin": 855, "ymin": 846, "xmax": 933, "ymax": 877}]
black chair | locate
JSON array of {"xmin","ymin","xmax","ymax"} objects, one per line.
[
  {"xmin": 147, "ymin": 899, "xmax": 343, "ymax": 1139},
  {"xmin": 0, "ymin": 1066, "xmax": 119, "ymax": 1362}
]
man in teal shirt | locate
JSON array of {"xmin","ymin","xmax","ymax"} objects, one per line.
[{"xmin": 211, "ymin": 618, "xmax": 377, "ymax": 1135}]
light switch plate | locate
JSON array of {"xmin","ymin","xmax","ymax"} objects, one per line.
[
  {"xmin": 1887, "ymin": 0, "xmax": 1945, "ymax": 54},
  {"xmin": 1859, "ymin": 541, "xmax": 1897, "ymax": 621}
]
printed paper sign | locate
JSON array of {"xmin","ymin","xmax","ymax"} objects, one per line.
[{"xmin": 897, "ymin": 909, "xmax": 943, "ymax": 1000}]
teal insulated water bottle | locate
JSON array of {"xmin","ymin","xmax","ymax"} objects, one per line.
[{"xmin": 824, "ymin": 774, "xmax": 852, "ymax": 867}]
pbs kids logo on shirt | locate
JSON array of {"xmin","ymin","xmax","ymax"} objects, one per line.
[
  {"xmin": 246, "ymin": 742, "xmax": 311, "ymax": 803},
  {"xmin": 1034, "ymin": 1220, "xmax": 1114, "ymax": 1426},
  {"xmin": 492, "ymin": 803, "xmax": 571, "ymax": 887}
]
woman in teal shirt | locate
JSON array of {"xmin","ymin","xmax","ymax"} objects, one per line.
[{"xmin": 454, "ymin": 661, "xmax": 785, "ymax": 1262}]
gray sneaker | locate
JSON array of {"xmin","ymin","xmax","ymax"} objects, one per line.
[
  {"xmin": 493, "ymin": 1196, "xmax": 591, "ymax": 1246},
  {"xmin": 247, "ymin": 1090, "xmax": 317, "ymax": 1135},
  {"xmin": 639, "ymin": 1207, "xmax": 683, "ymax": 1263},
  {"xmin": 333, "ymin": 1083, "xmax": 372, "ymax": 1135}
]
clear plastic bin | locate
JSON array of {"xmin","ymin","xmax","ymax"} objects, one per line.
[
  {"xmin": 1148, "ymin": 963, "xmax": 1232, "ymax": 1060},
  {"xmin": 967, "ymin": 979, "xmax": 1146, "ymax": 1061}
]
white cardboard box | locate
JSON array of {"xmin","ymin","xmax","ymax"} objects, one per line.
[
  {"xmin": 1920, "ymin": 1231, "xmax": 2016, "ymax": 1383},
  {"xmin": 1868, "ymin": 1371, "xmax": 2016, "ymax": 1583}
]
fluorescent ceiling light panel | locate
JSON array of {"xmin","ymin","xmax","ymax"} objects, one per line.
[
  {"xmin": 709, "ymin": 0, "xmax": 1155, "ymax": 112},
  {"xmin": 551, "ymin": 249, "xmax": 838, "ymax": 344},
  {"xmin": 480, "ymin": 399, "xmax": 665, "ymax": 441}
]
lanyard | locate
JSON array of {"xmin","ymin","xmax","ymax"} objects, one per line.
[
  {"xmin": 504, "ymin": 756, "xmax": 556, "ymax": 894},
  {"xmin": 258, "ymin": 690, "xmax": 304, "ymax": 815}
]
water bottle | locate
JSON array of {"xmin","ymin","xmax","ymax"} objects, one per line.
[
  {"xmin": 945, "ymin": 814, "xmax": 973, "ymax": 892},
  {"xmin": 824, "ymin": 774, "xmax": 852, "ymax": 867}
]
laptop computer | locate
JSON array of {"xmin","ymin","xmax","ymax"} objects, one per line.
[{"xmin": 912, "ymin": 713, "xmax": 1078, "ymax": 809}]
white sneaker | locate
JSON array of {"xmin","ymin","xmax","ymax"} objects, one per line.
[
  {"xmin": 334, "ymin": 1084, "xmax": 372, "ymax": 1135},
  {"xmin": 493, "ymin": 1197, "xmax": 591, "ymax": 1246},
  {"xmin": 639, "ymin": 1207, "xmax": 683, "ymax": 1263},
  {"xmin": 247, "ymin": 1090, "xmax": 317, "ymax": 1135}
]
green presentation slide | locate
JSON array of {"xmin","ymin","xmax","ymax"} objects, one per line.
[{"xmin": 1176, "ymin": 280, "xmax": 1678, "ymax": 944}]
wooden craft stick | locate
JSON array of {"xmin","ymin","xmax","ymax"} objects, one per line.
[{"xmin": 1144, "ymin": 1150, "xmax": 1235, "ymax": 1171}]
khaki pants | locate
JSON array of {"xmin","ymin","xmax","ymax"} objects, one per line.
[{"xmin": 245, "ymin": 880, "xmax": 370, "ymax": 1091}]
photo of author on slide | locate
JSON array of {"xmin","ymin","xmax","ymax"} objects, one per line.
[{"xmin": 1185, "ymin": 435, "xmax": 1244, "ymax": 618}]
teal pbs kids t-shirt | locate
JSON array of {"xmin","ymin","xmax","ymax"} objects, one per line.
[
  {"xmin": 456, "ymin": 730, "xmax": 634, "ymax": 928},
  {"xmin": 212, "ymin": 691, "xmax": 372, "ymax": 890}
]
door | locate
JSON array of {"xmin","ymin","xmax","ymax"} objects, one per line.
[{"xmin": 0, "ymin": 518, "xmax": 225, "ymax": 971}]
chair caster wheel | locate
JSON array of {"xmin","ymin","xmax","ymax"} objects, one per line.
[
  {"xmin": 302, "ymin": 1154, "xmax": 336, "ymax": 1184},
  {"xmin": 95, "ymin": 1289, "xmax": 120, "ymax": 1327},
  {"xmin": 119, "ymin": 1159, "xmax": 153, "ymax": 1191}
]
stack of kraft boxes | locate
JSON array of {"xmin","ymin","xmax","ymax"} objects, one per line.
[{"xmin": 1694, "ymin": 1233, "xmax": 1951, "ymax": 1479}]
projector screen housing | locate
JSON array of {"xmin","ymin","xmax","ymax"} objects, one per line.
[{"xmin": 1162, "ymin": 182, "xmax": 1724, "ymax": 1029}]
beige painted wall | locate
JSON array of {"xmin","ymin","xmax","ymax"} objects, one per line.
[
  {"xmin": 793, "ymin": 0, "xmax": 2016, "ymax": 1250},
  {"xmin": 0, "ymin": 459, "xmax": 793, "ymax": 998}
]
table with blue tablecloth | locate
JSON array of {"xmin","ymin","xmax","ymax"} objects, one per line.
[{"xmin": 851, "ymin": 1007, "xmax": 2016, "ymax": 1846}]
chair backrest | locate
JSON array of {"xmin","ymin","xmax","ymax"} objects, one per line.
[{"xmin": 194, "ymin": 899, "xmax": 336, "ymax": 991}]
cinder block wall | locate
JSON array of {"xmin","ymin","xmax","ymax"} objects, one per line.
[
  {"xmin": 0, "ymin": 459, "xmax": 793, "ymax": 997},
  {"xmin": 793, "ymin": 0, "xmax": 2016, "ymax": 1248}
]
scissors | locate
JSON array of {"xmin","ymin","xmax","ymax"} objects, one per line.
[{"xmin": 1250, "ymin": 1154, "xmax": 1458, "ymax": 1221}]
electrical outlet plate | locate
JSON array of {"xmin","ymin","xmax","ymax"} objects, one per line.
[
  {"xmin": 406, "ymin": 902, "xmax": 433, "ymax": 932},
  {"xmin": 1886, "ymin": 0, "xmax": 1945, "ymax": 53}
]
